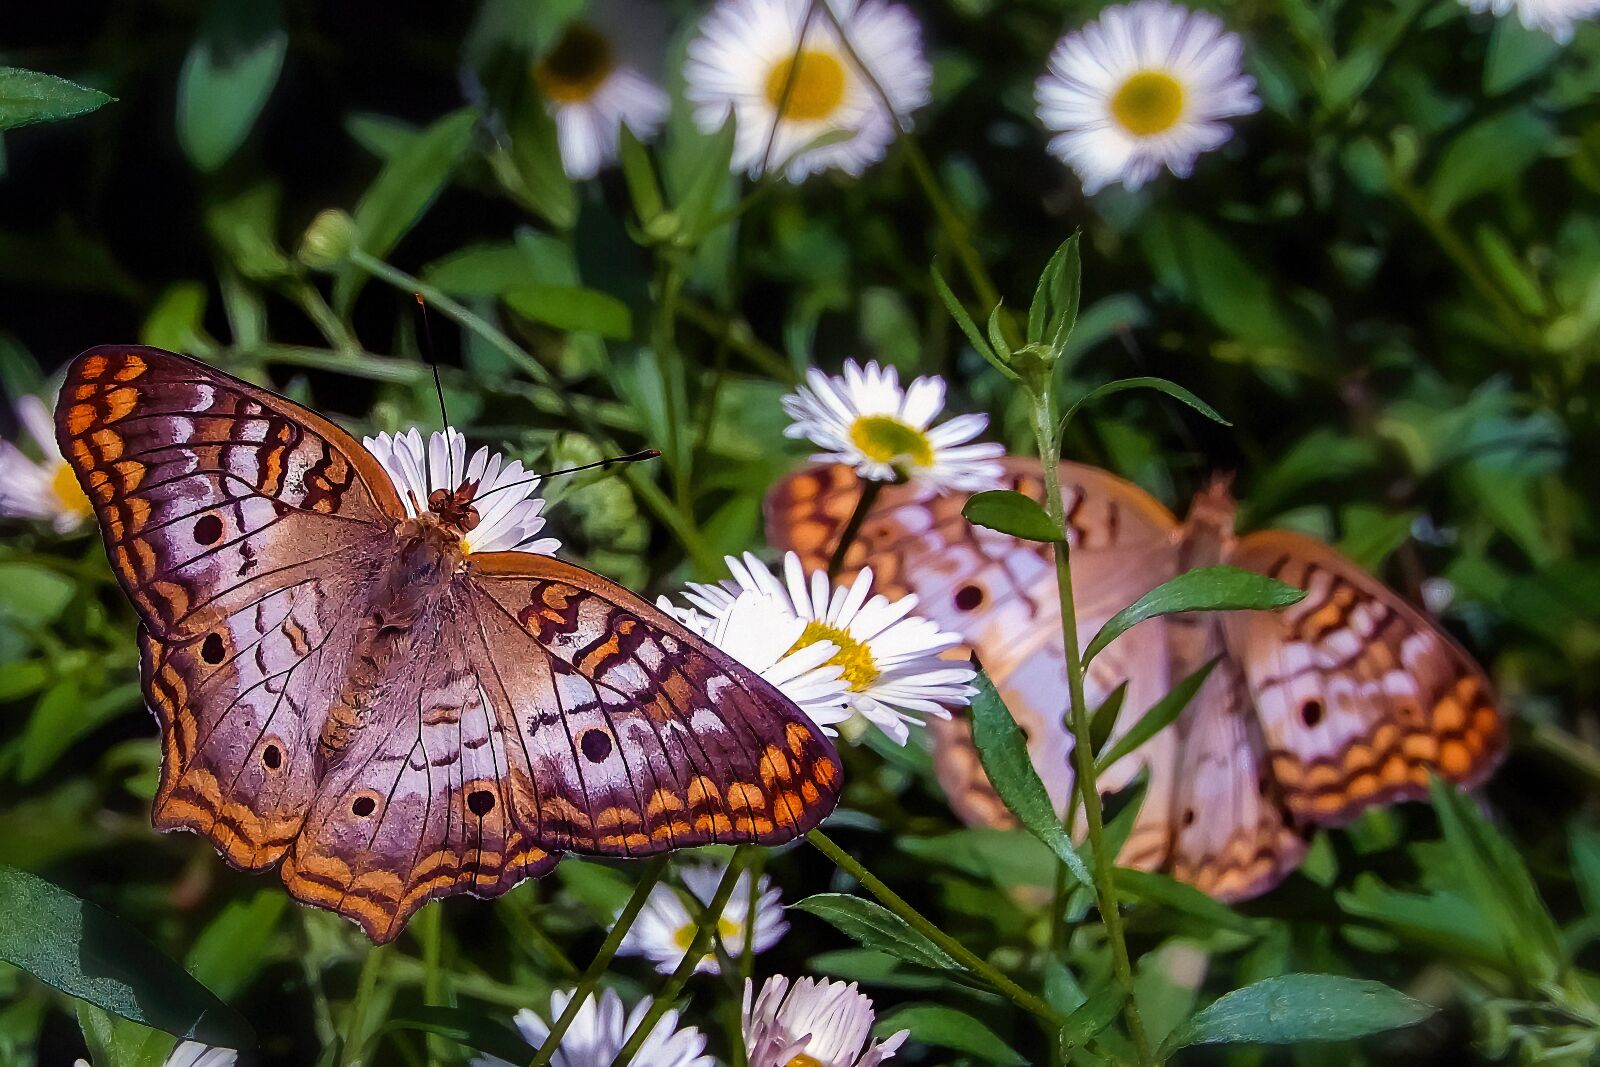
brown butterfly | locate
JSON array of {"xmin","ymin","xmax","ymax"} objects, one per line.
[
  {"xmin": 57, "ymin": 346, "xmax": 841, "ymax": 942},
  {"xmin": 768, "ymin": 458, "xmax": 1504, "ymax": 901}
]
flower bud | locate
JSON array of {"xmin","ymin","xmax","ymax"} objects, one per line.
[{"xmin": 297, "ymin": 209, "xmax": 355, "ymax": 272}]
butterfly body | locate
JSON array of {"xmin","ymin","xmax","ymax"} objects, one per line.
[
  {"xmin": 60, "ymin": 346, "xmax": 842, "ymax": 942},
  {"xmin": 768, "ymin": 458, "xmax": 1503, "ymax": 901}
]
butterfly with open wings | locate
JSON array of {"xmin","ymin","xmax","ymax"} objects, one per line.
[
  {"xmin": 767, "ymin": 458, "xmax": 1504, "ymax": 901},
  {"xmin": 56, "ymin": 345, "xmax": 842, "ymax": 942}
]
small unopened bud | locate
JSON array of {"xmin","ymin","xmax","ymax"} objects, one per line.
[{"xmin": 297, "ymin": 209, "xmax": 355, "ymax": 271}]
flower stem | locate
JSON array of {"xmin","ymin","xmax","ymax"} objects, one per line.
[
  {"xmin": 339, "ymin": 942, "xmax": 389, "ymax": 1067},
  {"xmin": 807, "ymin": 829, "xmax": 1061, "ymax": 1026},
  {"xmin": 528, "ymin": 857, "xmax": 670, "ymax": 1067},
  {"xmin": 608, "ymin": 850, "xmax": 755, "ymax": 1067},
  {"xmin": 1030, "ymin": 398, "xmax": 1153, "ymax": 1066},
  {"xmin": 827, "ymin": 478, "xmax": 884, "ymax": 579}
]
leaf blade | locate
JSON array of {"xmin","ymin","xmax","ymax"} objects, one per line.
[
  {"xmin": 1164, "ymin": 974, "xmax": 1434, "ymax": 1051},
  {"xmin": 963, "ymin": 489, "xmax": 1062, "ymax": 544},
  {"xmin": 1085, "ymin": 566, "xmax": 1304, "ymax": 663},
  {"xmin": 792, "ymin": 894, "xmax": 965, "ymax": 974}
]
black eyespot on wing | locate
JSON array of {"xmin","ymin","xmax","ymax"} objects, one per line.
[
  {"xmin": 955, "ymin": 584, "xmax": 984, "ymax": 611},
  {"xmin": 262, "ymin": 744, "xmax": 282, "ymax": 769},
  {"xmin": 352, "ymin": 796, "xmax": 376, "ymax": 817},
  {"xmin": 580, "ymin": 729, "xmax": 613, "ymax": 763},
  {"xmin": 201, "ymin": 633, "xmax": 225, "ymax": 664},
  {"xmin": 1301, "ymin": 698, "xmax": 1325, "ymax": 728},
  {"xmin": 467, "ymin": 789, "xmax": 496, "ymax": 816},
  {"xmin": 193, "ymin": 514, "xmax": 223, "ymax": 545}
]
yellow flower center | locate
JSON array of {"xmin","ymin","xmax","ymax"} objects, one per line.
[
  {"xmin": 788, "ymin": 621, "xmax": 879, "ymax": 692},
  {"xmin": 672, "ymin": 917, "xmax": 741, "ymax": 950},
  {"xmin": 785, "ymin": 1056, "xmax": 826, "ymax": 1067},
  {"xmin": 764, "ymin": 49, "xmax": 848, "ymax": 121},
  {"xmin": 50, "ymin": 461, "xmax": 92, "ymax": 520},
  {"xmin": 1110, "ymin": 70, "xmax": 1185, "ymax": 137},
  {"xmin": 847, "ymin": 414, "xmax": 933, "ymax": 469},
  {"xmin": 534, "ymin": 21, "xmax": 617, "ymax": 104}
]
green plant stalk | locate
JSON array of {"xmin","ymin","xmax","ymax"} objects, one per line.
[
  {"xmin": 289, "ymin": 279, "xmax": 358, "ymax": 352},
  {"xmin": 677, "ymin": 298, "xmax": 794, "ymax": 382},
  {"xmin": 609, "ymin": 850, "xmax": 755, "ymax": 1067},
  {"xmin": 345, "ymin": 250, "xmax": 722, "ymax": 574},
  {"xmin": 807, "ymin": 829, "xmax": 1061, "ymax": 1025},
  {"xmin": 339, "ymin": 942, "xmax": 389, "ymax": 1067},
  {"xmin": 1030, "ymin": 397, "xmax": 1153, "ymax": 1066},
  {"xmin": 415, "ymin": 905, "xmax": 447, "ymax": 1065},
  {"xmin": 528, "ymin": 856, "xmax": 670, "ymax": 1067},
  {"xmin": 654, "ymin": 260, "xmax": 694, "ymax": 515},
  {"xmin": 826, "ymin": 478, "xmax": 884, "ymax": 578}
]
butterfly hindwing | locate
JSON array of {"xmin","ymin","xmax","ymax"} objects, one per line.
[
  {"xmin": 466, "ymin": 553, "xmax": 844, "ymax": 855},
  {"xmin": 1224, "ymin": 530, "xmax": 1505, "ymax": 826}
]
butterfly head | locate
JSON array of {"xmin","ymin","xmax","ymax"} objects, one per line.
[
  {"xmin": 1181, "ymin": 473, "xmax": 1238, "ymax": 566},
  {"xmin": 427, "ymin": 482, "xmax": 483, "ymax": 539}
]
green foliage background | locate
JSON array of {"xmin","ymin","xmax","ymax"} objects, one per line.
[{"xmin": 2, "ymin": 0, "xmax": 1599, "ymax": 1063}]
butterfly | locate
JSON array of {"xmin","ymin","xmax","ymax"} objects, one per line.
[
  {"xmin": 56, "ymin": 345, "xmax": 842, "ymax": 942},
  {"xmin": 767, "ymin": 458, "xmax": 1504, "ymax": 901}
]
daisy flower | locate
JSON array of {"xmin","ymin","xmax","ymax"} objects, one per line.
[
  {"xmin": 686, "ymin": 552, "xmax": 975, "ymax": 745},
  {"xmin": 1035, "ymin": 0, "xmax": 1260, "ymax": 194},
  {"xmin": 782, "ymin": 360, "xmax": 1003, "ymax": 493},
  {"xmin": 617, "ymin": 861, "xmax": 787, "ymax": 975},
  {"xmin": 468, "ymin": 988, "xmax": 714, "ymax": 1067},
  {"xmin": 1458, "ymin": 0, "xmax": 1600, "ymax": 42},
  {"xmin": 363, "ymin": 427, "xmax": 560, "ymax": 554},
  {"xmin": 684, "ymin": 0, "xmax": 931, "ymax": 181},
  {"xmin": 743, "ymin": 975, "xmax": 908, "ymax": 1067},
  {"xmin": 77, "ymin": 1045, "xmax": 237, "ymax": 1067},
  {"xmin": 533, "ymin": 1, "xmax": 671, "ymax": 179},
  {"xmin": 659, "ymin": 590, "xmax": 853, "ymax": 732},
  {"xmin": 0, "ymin": 394, "xmax": 93, "ymax": 532}
]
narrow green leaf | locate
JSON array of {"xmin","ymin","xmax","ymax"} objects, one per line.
[
  {"xmin": 1060, "ymin": 376, "xmax": 1230, "ymax": 436},
  {"xmin": 1115, "ymin": 868, "xmax": 1257, "ymax": 933},
  {"xmin": 336, "ymin": 107, "xmax": 479, "ymax": 312},
  {"xmin": 185, "ymin": 892, "xmax": 287, "ymax": 1002},
  {"xmin": 618, "ymin": 125, "xmax": 664, "ymax": 225},
  {"xmin": 1058, "ymin": 985, "xmax": 1124, "ymax": 1052},
  {"xmin": 1028, "ymin": 234, "xmax": 1077, "ymax": 346},
  {"xmin": 18, "ymin": 679, "xmax": 142, "ymax": 783},
  {"xmin": 876, "ymin": 1004, "xmax": 1028, "ymax": 1066},
  {"xmin": 675, "ymin": 112, "xmax": 738, "ymax": 238},
  {"xmin": 0, "ymin": 67, "xmax": 113, "ymax": 130},
  {"xmin": 931, "ymin": 264, "xmax": 1009, "ymax": 377},
  {"xmin": 1085, "ymin": 567, "xmax": 1304, "ymax": 663},
  {"xmin": 379, "ymin": 1007, "xmax": 531, "ymax": 1062},
  {"xmin": 962, "ymin": 489, "xmax": 1062, "ymax": 543},
  {"xmin": 176, "ymin": 0, "xmax": 287, "ymax": 172},
  {"xmin": 1164, "ymin": 974, "xmax": 1434, "ymax": 1051},
  {"xmin": 1088, "ymin": 682, "xmax": 1127, "ymax": 757},
  {"xmin": 0, "ymin": 865, "xmax": 252, "ymax": 1048},
  {"xmin": 1095, "ymin": 658, "xmax": 1218, "ymax": 773},
  {"xmin": 1570, "ymin": 826, "xmax": 1600, "ymax": 923},
  {"xmin": 985, "ymin": 303, "xmax": 1011, "ymax": 360},
  {"xmin": 969, "ymin": 672, "xmax": 1092, "ymax": 886},
  {"xmin": 792, "ymin": 894, "xmax": 965, "ymax": 973},
  {"xmin": 504, "ymin": 285, "xmax": 632, "ymax": 341},
  {"xmin": 1429, "ymin": 777, "xmax": 1562, "ymax": 983}
]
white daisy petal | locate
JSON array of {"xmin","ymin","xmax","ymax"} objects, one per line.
[
  {"xmin": 1, "ymin": 394, "xmax": 93, "ymax": 532},
  {"xmin": 1035, "ymin": 0, "xmax": 1259, "ymax": 194},
  {"xmin": 1459, "ymin": 0, "xmax": 1599, "ymax": 41},
  {"xmin": 781, "ymin": 359, "xmax": 1003, "ymax": 493},
  {"xmin": 534, "ymin": 1, "xmax": 671, "ymax": 180},
  {"xmin": 684, "ymin": 0, "xmax": 932, "ymax": 181},
  {"xmin": 615, "ymin": 862, "xmax": 788, "ymax": 976},
  {"xmin": 743, "ymin": 975, "xmax": 908, "ymax": 1067},
  {"xmin": 362, "ymin": 426, "xmax": 559, "ymax": 555},
  {"xmin": 469, "ymin": 988, "xmax": 715, "ymax": 1067}
]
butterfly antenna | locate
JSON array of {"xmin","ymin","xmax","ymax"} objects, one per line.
[
  {"xmin": 470, "ymin": 449, "xmax": 662, "ymax": 507},
  {"xmin": 413, "ymin": 292, "xmax": 456, "ymax": 491}
]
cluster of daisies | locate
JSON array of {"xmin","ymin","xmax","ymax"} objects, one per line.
[{"xmin": 529, "ymin": 0, "xmax": 1592, "ymax": 196}]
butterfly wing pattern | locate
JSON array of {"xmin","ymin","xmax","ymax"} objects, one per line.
[
  {"xmin": 767, "ymin": 458, "xmax": 1504, "ymax": 902},
  {"xmin": 60, "ymin": 346, "xmax": 841, "ymax": 942}
]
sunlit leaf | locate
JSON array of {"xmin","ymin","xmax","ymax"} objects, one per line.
[
  {"xmin": 1095, "ymin": 658, "xmax": 1217, "ymax": 772},
  {"xmin": 177, "ymin": 0, "xmax": 287, "ymax": 172},
  {"xmin": 963, "ymin": 489, "xmax": 1061, "ymax": 543},
  {"xmin": 1085, "ymin": 567, "xmax": 1304, "ymax": 663},
  {"xmin": 792, "ymin": 894, "xmax": 965, "ymax": 973},
  {"xmin": 1163, "ymin": 974, "xmax": 1433, "ymax": 1050},
  {"xmin": 876, "ymin": 1004, "xmax": 1028, "ymax": 1066},
  {"xmin": 0, "ymin": 67, "xmax": 113, "ymax": 130}
]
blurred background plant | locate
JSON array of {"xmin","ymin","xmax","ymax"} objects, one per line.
[{"xmin": 2, "ymin": 0, "xmax": 1599, "ymax": 1063}]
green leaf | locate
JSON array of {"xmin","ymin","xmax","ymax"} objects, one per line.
[
  {"xmin": 1029, "ymin": 233, "xmax": 1081, "ymax": 353},
  {"xmin": 1096, "ymin": 658, "xmax": 1218, "ymax": 773},
  {"xmin": 674, "ymin": 112, "xmax": 738, "ymax": 239},
  {"xmin": 176, "ymin": 0, "xmax": 287, "ymax": 172},
  {"xmin": 1085, "ymin": 567, "xmax": 1304, "ymax": 663},
  {"xmin": 185, "ymin": 892, "xmax": 287, "ymax": 1002},
  {"xmin": 0, "ymin": 67, "xmax": 113, "ymax": 131},
  {"xmin": 1059, "ymin": 376, "xmax": 1230, "ymax": 435},
  {"xmin": 503, "ymin": 285, "xmax": 633, "ymax": 341},
  {"xmin": 0, "ymin": 865, "xmax": 252, "ymax": 1048},
  {"xmin": 1429, "ymin": 777, "xmax": 1562, "ymax": 983},
  {"xmin": 1163, "ymin": 974, "xmax": 1434, "ymax": 1051},
  {"xmin": 792, "ymin": 894, "xmax": 965, "ymax": 973},
  {"xmin": 1427, "ymin": 109, "xmax": 1552, "ymax": 217},
  {"xmin": 0, "ymin": 563, "xmax": 76, "ymax": 625},
  {"xmin": 1571, "ymin": 826, "xmax": 1600, "ymax": 923},
  {"xmin": 18, "ymin": 680, "xmax": 142, "ymax": 784},
  {"xmin": 969, "ymin": 672, "xmax": 1092, "ymax": 887},
  {"xmin": 618, "ymin": 125, "xmax": 665, "ymax": 225},
  {"xmin": 1088, "ymin": 682, "xmax": 1127, "ymax": 757},
  {"xmin": 1058, "ymin": 986, "xmax": 1125, "ymax": 1052},
  {"xmin": 379, "ymin": 1007, "xmax": 531, "ymax": 1062},
  {"xmin": 876, "ymin": 1004, "xmax": 1028, "ymax": 1066},
  {"xmin": 1484, "ymin": 20, "xmax": 1563, "ymax": 96},
  {"xmin": 1115, "ymin": 868, "xmax": 1257, "ymax": 933},
  {"xmin": 962, "ymin": 489, "xmax": 1061, "ymax": 543},
  {"xmin": 336, "ymin": 107, "xmax": 479, "ymax": 312}
]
